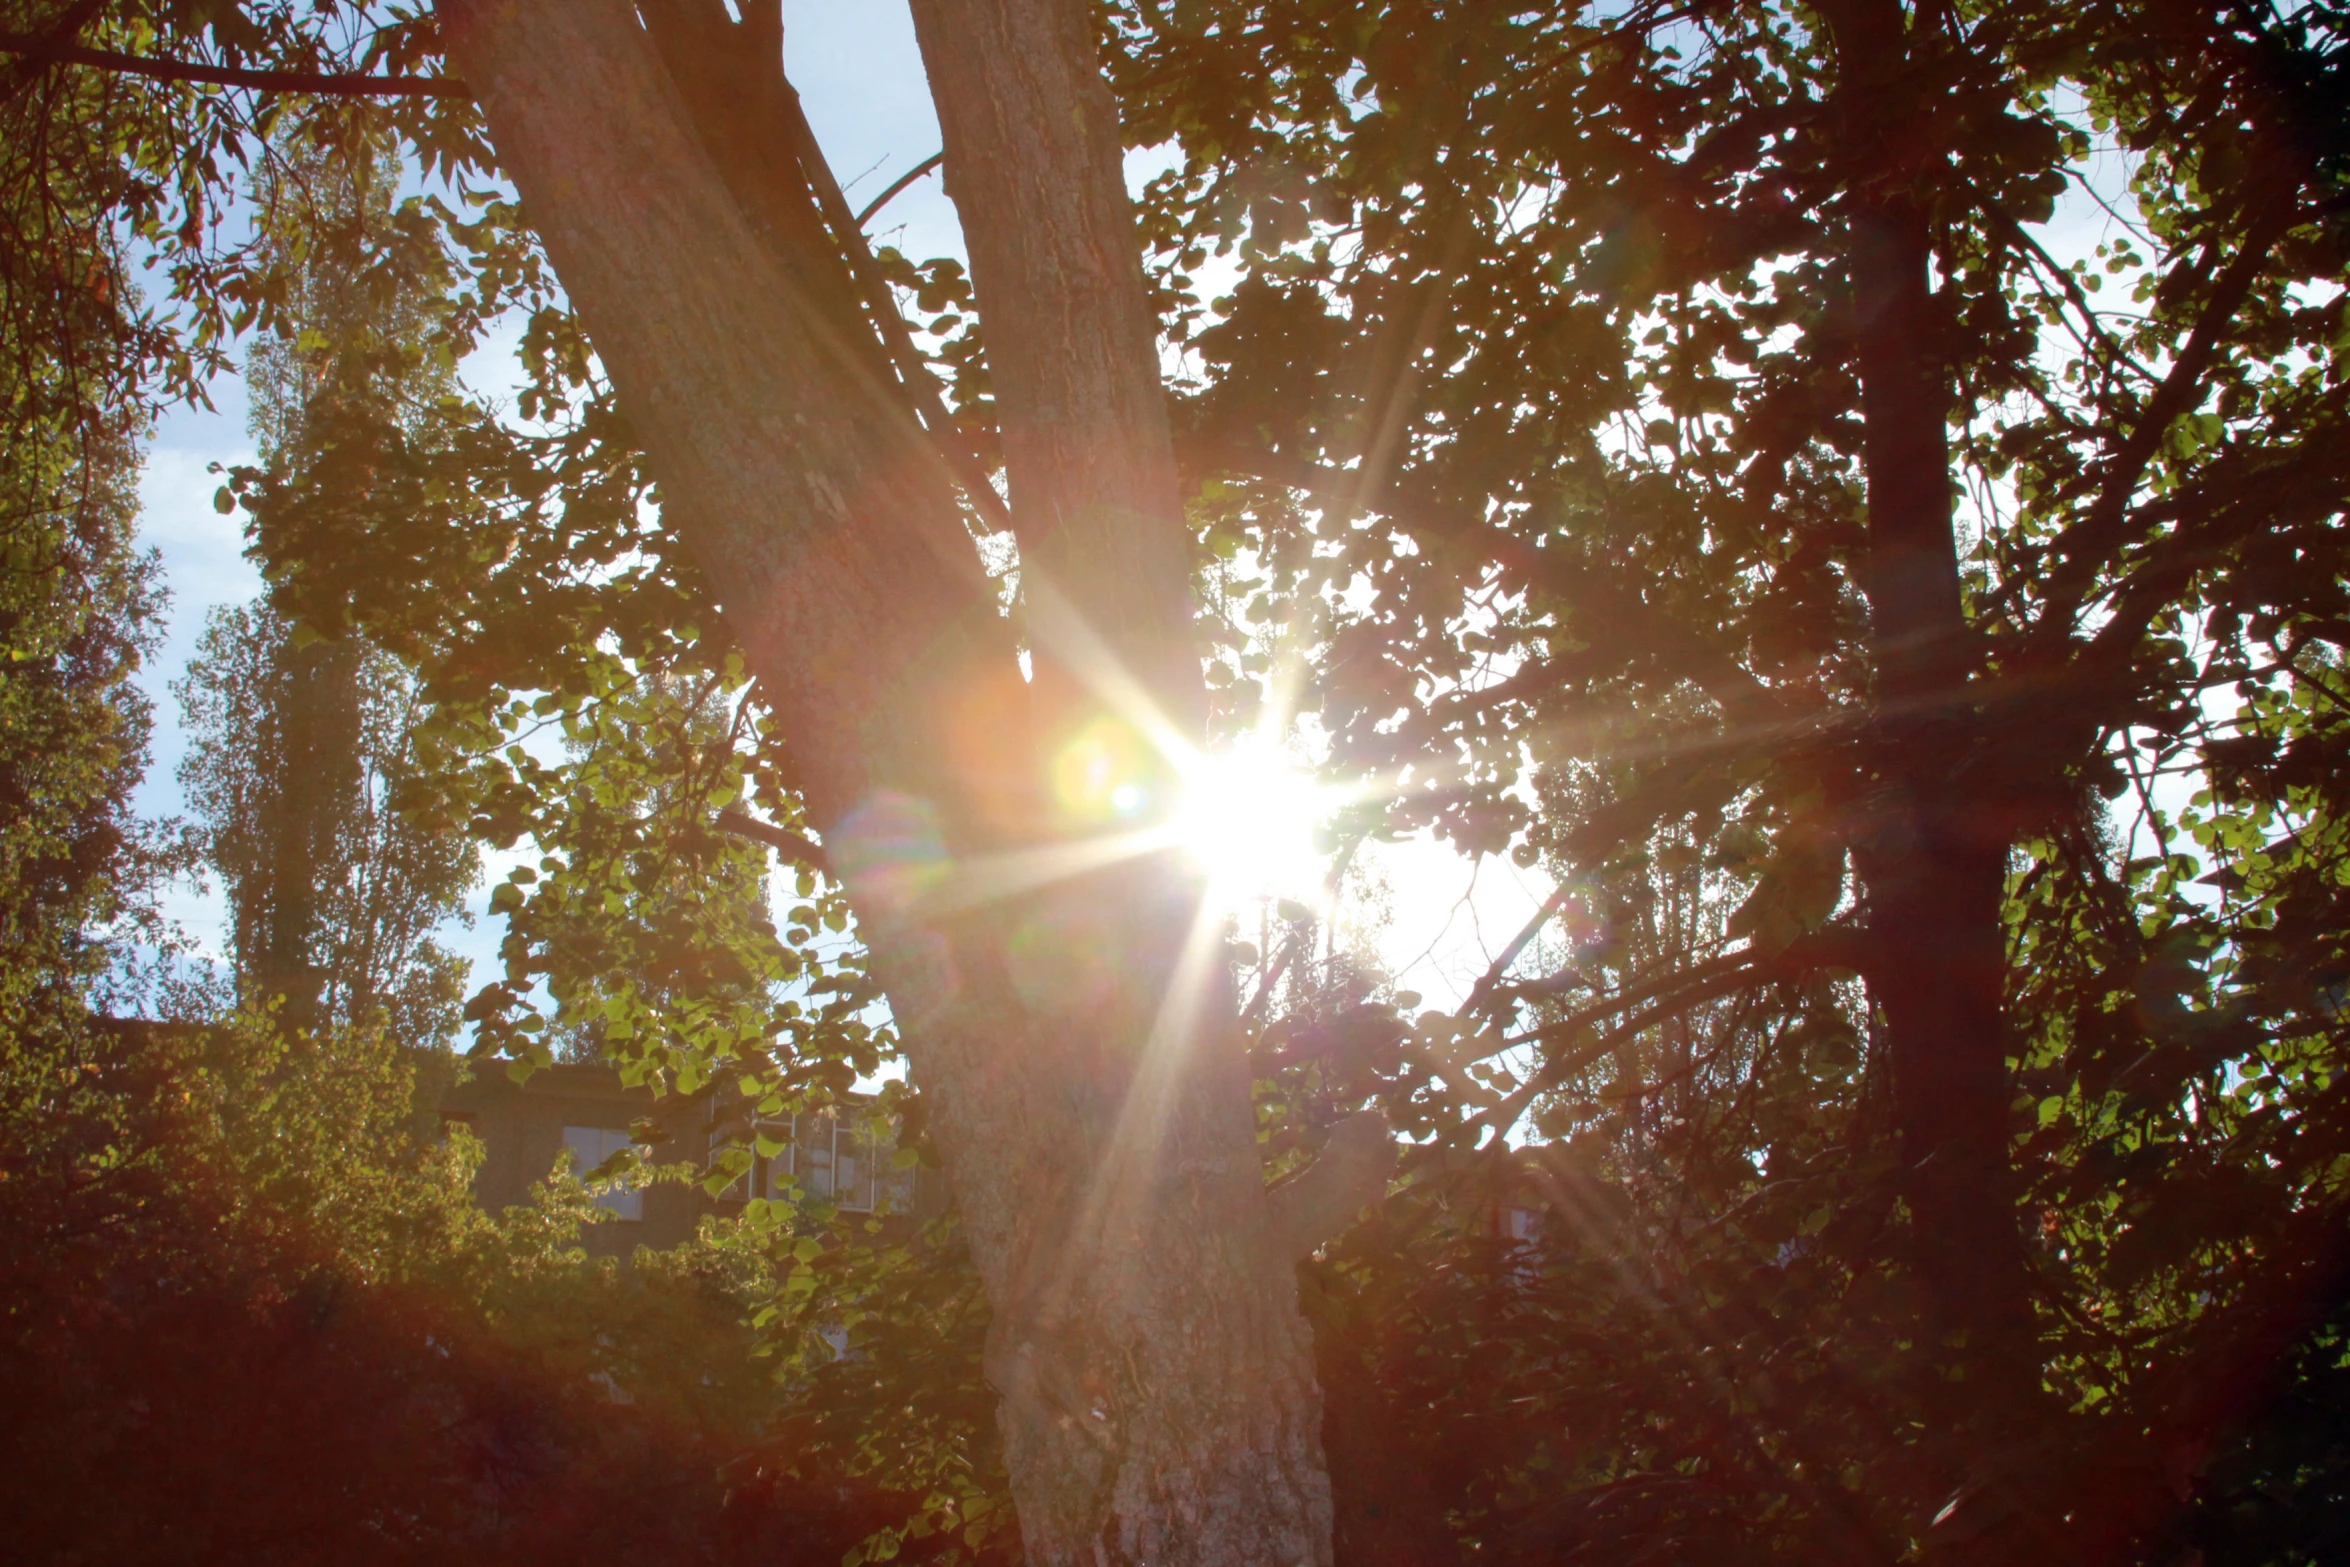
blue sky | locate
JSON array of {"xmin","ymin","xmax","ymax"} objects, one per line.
[{"xmin": 131, "ymin": 3, "xmax": 962, "ymax": 965}]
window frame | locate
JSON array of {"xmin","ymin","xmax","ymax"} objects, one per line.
[{"xmin": 561, "ymin": 1124, "xmax": 645, "ymax": 1222}]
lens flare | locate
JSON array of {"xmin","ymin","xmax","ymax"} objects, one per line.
[
  {"xmin": 1170, "ymin": 739, "xmax": 1330, "ymax": 905},
  {"xmin": 1040, "ymin": 720, "xmax": 1332, "ymax": 906},
  {"xmin": 1052, "ymin": 717, "xmax": 1159, "ymax": 823}
]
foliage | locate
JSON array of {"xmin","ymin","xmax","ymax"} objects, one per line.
[
  {"xmin": 729, "ymin": 1198, "xmax": 1019, "ymax": 1567},
  {"xmin": 168, "ymin": 114, "xmax": 475, "ymax": 1039},
  {"xmin": 0, "ymin": 0, "xmax": 198, "ymax": 1041},
  {"xmin": 176, "ymin": 598, "xmax": 474, "ymax": 1043},
  {"xmin": 0, "ymin": 400, "xmax": 166, "ymax": 1040},
  {"xmin": 0, "ymin": 7, "xmax": 924, "ymax": 1561},
  {"xmin": 1108, "ymin": 0, "xmax": 2350, "ymax": 1558},
  {"xmin": 0, "ymin": 1003, "xmax": 918, "ymax": 1565}
]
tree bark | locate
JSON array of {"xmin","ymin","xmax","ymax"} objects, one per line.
[
  {"xmin": 434, "ymin": 3, "xmax": 1341, "ymax": 1561},
  {"xmin": 907, "ymin": 0, "xmax": 1202, "ymax": 731},
  {"xmin": 248, "ymin": 632, "xmax": 362, "ymax": 1032},
  {"xmin": 1819, "ymin": 0, "xmax": 2037, "ymax": 1393}
]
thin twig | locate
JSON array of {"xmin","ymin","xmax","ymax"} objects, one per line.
[{"xmin": 1463, "ymin": 880, "xmax": 1575, "ymax": 1014}]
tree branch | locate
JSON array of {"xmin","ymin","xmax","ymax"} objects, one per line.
[
  {"xmin": 0, "ymin": 31, "xmax": 469, "ymax": 99},
  {"xmin": 2033, "ymin": 200, "xmax": 2295, "ymax": 639},
  {"xmin": 857, "ymin": 150, "xmax": 943, "ymax": 227},
  {"xmin": 2, "ymin": 1, "xmax": 104, "ymax": 107},
  {"xmin": 1461, "ymin": 926, "xmax": 1866, "ymax": 1144},
  {"xmin": 1972, "ymin": 186, "xmax": 2155, "ymax": 386},
  {"xmin": 1500, "ymin": 947, "xmax": 1760, "ymax": 1052},
  {"xmin": 1462, "ymin": 880, "xmax": 1578, "ymax": 1015},
  {"xmin": 715, "ymin": 808, "xmax": 831, "ymax": 875}
]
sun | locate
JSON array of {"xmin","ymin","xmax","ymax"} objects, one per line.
[
  {"xmin": 1169, "ymin": 739, "xmax": 1331, "ymax": 905},
  {"xmin": 1042, "ymin": 715, "xmax": 1338, "ymax": 909}
]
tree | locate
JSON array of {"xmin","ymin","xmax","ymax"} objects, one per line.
[
  {"xmin": 3, "ymin": 0, "xmax": 1330, "ymax": 1548},
  {"xmin": 1110, "ymin": 0, "xmax": 2350, "ymax": 1557},
  {"xmin": 6, "ymin": 0, "xmax": 2347, "ymax": 1560},
  {"xmin": 172, "ymin": 122, "xmax": 473, "ymax": 1042},
  {"xmin": 177, "ymin": 600, "xmax": 473, "ymax": 1042},
  {"xmin": 0, "ymin": 0, "xmax": 210, "ymax": 1069},
  {"xmin": 413, "ymin": 4, "xmax": 1353, "ymax": 1559},
  {"xmin": 0, "ymin": 387, "xmax": 161, "ymax": 1043}
]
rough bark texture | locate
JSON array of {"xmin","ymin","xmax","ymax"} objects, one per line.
[
  {"xmin": 908, "ymin": 0, "xmax": 1203, "ymax": 729},
  {"xmin": 1822, "ymin": 0, "xmax": 2036, "ymax": 1388},
  {"xmin": 437, "ymin": 1, "xmax": 996, "ymax": 834},
  {"xmin": 892, "ymin": 9, "xmax": 1337, "ymax": 1552},
  {"xmin": 435, "ymin": 4, "xmax": 1341, "ymax": 1561}
]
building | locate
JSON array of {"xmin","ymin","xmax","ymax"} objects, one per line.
[{"xmin": 440, "ymin": 1061, "xmax": 926, "ymax": 1258}]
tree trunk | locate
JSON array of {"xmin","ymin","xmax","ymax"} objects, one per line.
[
  {"xmin": 435, "ymin": 3, "xmax": 1344, "ymax": 1560},
  {"xmin": 1820, "ymin": 0, "xmax": 2036, "ymax": 1394},
  {"xmin": 1850, "ymin": 188, "xmax": 2035, "ymax": 1383},
  {"xmin": 906, "ymin": 0, "xmax": 1202, "ymax": 730},
  {"xmin": 247, "ymin": 632, "xmax": 362, "ymax": 1032}
]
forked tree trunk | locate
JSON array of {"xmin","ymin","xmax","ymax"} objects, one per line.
[
  {"xmin": 904, "ymin": 0, "xmax": 1203, "ymax": 724},
  {"xmin": 435, "ymin": 2, "xmax": 1345, "ymax": 1560}
]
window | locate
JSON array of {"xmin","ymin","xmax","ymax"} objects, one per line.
[
  {"xmin": 704, "ymin": 1114, "xmax": 815, "ymax": 1205},
  {"xmin": 793, "ymin": 1110, "xmax": 871, "ymax": 1210},
  {"xmin": 563, "ymin": 1125, "xmax": 644, "ymax": 1221},
  {"xmin": 791, "ymin": 1109, "xmax": 912, "ymax": 1212},
  {"xmin": 707, "ymin": 1106, "xmax": 914, "ymax": 1213}
]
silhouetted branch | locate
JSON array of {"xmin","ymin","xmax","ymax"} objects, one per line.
[
  {"xmin": 715, "ymin": 808, "xmax": 830, "ymax": 875},
  {"xmin": 0, "ymin": 31, "xmax": 468, "ymax": 99},
  {"xmin": 856, "ymin": 150, "xmax": 942, "ymax": 227}
]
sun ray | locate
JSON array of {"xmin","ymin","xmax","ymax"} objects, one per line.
[
  {"xmin": 852, "ymin": 591, "xmax": 1393, "ymax": 1313},
  {"xmin": 1058, "ymin": 863, "xmax": 1236, "ymax": 1291},
  {"xmin": 915, "ymin": 825, "xmax": 1185, "ymax": 918}
]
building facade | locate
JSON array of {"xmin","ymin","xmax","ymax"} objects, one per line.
[{"xmin": 440, "ymin": 1062, "xmax": 924, "ymax": 1258}]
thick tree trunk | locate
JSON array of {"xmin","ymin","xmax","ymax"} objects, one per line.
[
  {"xmin": 1821, "ymin": 0, "xmax": 2036, "ymax": 1392},
  {"xmin": 435, "ymin": 3, "xmax": 1343, "ymax": 1561}
]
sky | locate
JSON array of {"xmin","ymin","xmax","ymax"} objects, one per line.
[{"xmin": 127, "ymin": 1, "xmax": 1541, "ymax": 1017}]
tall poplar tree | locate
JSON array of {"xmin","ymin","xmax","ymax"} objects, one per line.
[{"xmin": 176, "ymin": 126, "xmax": 471, "ymax": 1043}]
